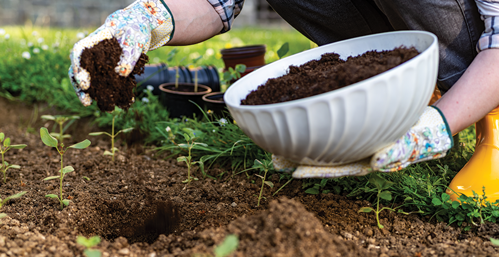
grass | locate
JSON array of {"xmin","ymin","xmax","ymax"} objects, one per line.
[{"xmin": 1, "ymin": 25, "xmax": 495, "ymax": 229}]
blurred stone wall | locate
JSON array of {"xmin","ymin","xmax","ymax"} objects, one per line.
[{"xmin": 0, "ymin": 0, "xmax": 278, "ymax": 28}]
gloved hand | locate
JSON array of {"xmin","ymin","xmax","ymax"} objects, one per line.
[
  {"xmin": 273, "ymin": 106, "xmax": 453, "ymax": 178},
  {"xmin": 69, "ymin": 0, "xmax": 175, "ymax": 106}
]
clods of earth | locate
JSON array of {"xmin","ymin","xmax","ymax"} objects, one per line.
[{"xmin": 1, "ymin": 97, "xmax": 499, "ymax": 257}]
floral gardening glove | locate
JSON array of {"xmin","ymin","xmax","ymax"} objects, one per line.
[
  {"xmin": 371, "ymin": 106, "xmax": 453, "ymax": 171},
  {"xmin": 69, "ymin": 0, "xmax": 175, "ymax": 106},
  {"xmin": 272, "ymin": 106, "xmax": 453, "ymax": 178}
]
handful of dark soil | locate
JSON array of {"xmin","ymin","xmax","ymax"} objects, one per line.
[
  {"xmin": 241, "ymin": 46, "xmax": 419, "ymax": 105},
  {"xmin": 80, "ymin": 38, "xmax": 149, "ymax": 112}
]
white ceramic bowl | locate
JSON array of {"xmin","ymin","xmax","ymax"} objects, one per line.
[{"xmin": 224, "ymin": 31, "xmax": 439, "ymax": 165}]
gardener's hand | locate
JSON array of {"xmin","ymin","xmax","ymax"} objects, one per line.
[
  {"xmin": 273, "ymin": 106, "xmax": 453, "ymax": 178},
  {"xmin": 68, "ymin": 0, "xmax": 175, "ymax": 106}
]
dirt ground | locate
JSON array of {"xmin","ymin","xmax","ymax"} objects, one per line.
[{"xmin": 1, "ymin": 97, "xmax": 499, "ymax": 257}]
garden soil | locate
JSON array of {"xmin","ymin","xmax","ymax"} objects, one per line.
[
  {"xmin": 79, "ymin": 38, "xmax": 149, "ymax": 112},
  {"xmin": 242, "ymin": 47, "xmax": 419, "ymax": 105},
  {"xmin": 1, "ymin": 97, "xmax": 499, "ymax": 257}
]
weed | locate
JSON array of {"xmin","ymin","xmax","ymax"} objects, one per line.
[
  {"xmin": 0, "ymin": 191, "xmax": 27, "ymax": 220},
  {"xmin": 40, "ymin": 127, "xmax": 90, "ymax": 210},
  {"xmin": 41, "ymin": 115, "xmax": 80, "ymax": 143},
  {"xmin": 166, "ymin": 126, "xmax": 205, "ymax": 184},
  {"xmin": 238, "ymin": 159, "xmax": 274, "ymax": 206},
  {"xmin": 77, "ymin": 235, "xmax": 102, "ymax": 257},
  {"xmin": 89, "ymin": 107, "xmax": 133, "ymax": 162},
  {"xmin": 0, "ymin": 132, "xmax": 27, "ymax": 183}
]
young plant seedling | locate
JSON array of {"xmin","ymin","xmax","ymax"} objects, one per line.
[
  {"xmin": 252, "ymin": 159, "xmax": 274, "ymax": 207},
  {"xmin": 41, "ymin": 115, "xmax": 80, "ymax": 143},
  {"xmin": 191, "ymin": 55, "xmax": 203, "ymax": 92},
  {"xmin": 89, "ymin": 107, "xmax": 133, "ymax": 162},
  {"xmin": 0, "ymin": 191, "xmax": 27, "ymax": 220},
  {"xmin": 166, "ymin": 126, "xmax": 206, "ymax": 185},
  {"xmin": 213, "ymin": 234, "xmax": 239, "ymax": 257},
  {"xmin": 0, "ymin": 133, "xmax": 27, "ymax": 183},
  {"xmin": 40, "ymin": 127, "xmax": 91, "ymax": 210},
  {"xmin": 77, "ymin": 235, "xmax": 102, "ymax": 257},
  {"xmin": 358, "ymin": 174, "xmax": 396, "ymax": 229}
]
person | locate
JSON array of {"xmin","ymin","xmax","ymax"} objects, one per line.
[{"xmin": 69, "ymin": 0, "xmax": 499, "ymax": 202}]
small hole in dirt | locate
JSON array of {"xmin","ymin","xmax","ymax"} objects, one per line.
[{"xmin": 80, "ymin": 198, "xmax": 180, "ymax": 244}]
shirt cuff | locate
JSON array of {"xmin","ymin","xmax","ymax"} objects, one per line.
[
  {"xmin": 475, "ymin": 1, "xmax": 499, "ymax": 51},
  {"xmin": 206, "ymin": 0, "xmax": 245, "ymax": 33}
]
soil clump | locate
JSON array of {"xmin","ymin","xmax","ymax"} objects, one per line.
[
  {"xmin": 242, "ymin": 47, "xmax": 419, "ymax": 105},
  {"xmin": 80, "ymin": 38, "xmax": 149, "ymax": 112}
]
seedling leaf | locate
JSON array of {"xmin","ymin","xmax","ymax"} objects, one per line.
[
  {"xmin": 358, "ymin": 207, "xmax": 374, "ymax": 213},
  {"xmin": 69, "ymin": 139, "xmax": 91, "ymax": 149},
  {"xmin": 3, "ymin": 138, "xmax": 10, "ymax": 147},
  {"xmin": 264, "ymin": 181, "xmax": 274, "ymax": 188},
  {"xmin": 277, "ymin": 42, "xmax": 289, "ymax": 59},
  {"xmin": 84, "ymin": 249, "xmax": 102, "ymax": 257},
  {"xmin": 62, "ymin": 199, "xmax": 70, "ymax": 206},
  {"xmin": 78, "ymin": 235, "xmax": 101, "ymax": 248},
  {"xmin": 0, "ymin": 133, "xmax": 4, "ymax": 142},
  {"xmin": 0, "ymin": 213, "xmax": 7, "ymax": 219},
  {"xmin": 10, "ymin": 144, "xmax": 27, "ymax": 149},
  {"xmin": 9, "ymin": 165, "xmax": 20, "ymax": 169},
  {"xmin": 379, "ymin": 191, "xmax": 392, "ymax": 201},
  {"xmin": 40, "ymin": 127, "xmax": 58, "ymax": 147},
  {"xmin": 41, "ymin": 115, "xmax": 56, "ymax": 121},
  {"xmin": 3, "ymin": 191, "xmax": 26, "ymax": 202},
  {"xmin": 119, "ymin": 127, "xmax": 134, "ymax": 134},
  {"xmin": 491, "ymin": 238, "xmax": 499, "ymax": 246},
  {"xmin": 44, "ymin": 176, "xmax": 60, "ymax": 181},
  {"xmin": 89, "ymin": 132, "xmax": 111, "ymax": 137},
  {"xmin": 214, "ymin": 234, "xmax": 239, "ymax": 257},
  {"xmin": 61, "ymin": 166, "xmax": 74, "ymax": 174},
  {"xmin": 103, "ymin": 151, "xmax": 114, "ymax": 156},
  {"xmin": 45, "ymin": 194, "xmax": 59, "ymax": 199}
]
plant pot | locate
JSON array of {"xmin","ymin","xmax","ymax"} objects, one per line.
[
  {"xmin": 221, "ymin": 45, "xmax": 266, "ymax": 78},
  {"xmin": 202, "ymin": 92, "xmax": 227, "ymax": 116},
  {"xmin": 159, "ymin": 83, "xmax": 212, "ymax": 119},
  {"xmin": 136, "ymin": 64, "xmax": 220, "ymax": 95}
]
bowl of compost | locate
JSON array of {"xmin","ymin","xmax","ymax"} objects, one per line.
[{"xmin": 224, "ymin": 31, "xmax": 438, "ymax": 166}]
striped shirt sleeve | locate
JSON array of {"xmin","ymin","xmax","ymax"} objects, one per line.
[
  {"xmin": 207, "ymin": 0, "xmax": 245, "ymax": 33},
  {"xmin": 475, "ymin": 0, "xmax": 499, "ymax": 51}
]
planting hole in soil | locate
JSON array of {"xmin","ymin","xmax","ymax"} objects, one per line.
[
  {"xmin": 241, "ymin": 46, "xmax": 419, "ymax": 105},
  {"xmin": 79, "ymin": 38, "xmax": 149, "ymax": 112}
]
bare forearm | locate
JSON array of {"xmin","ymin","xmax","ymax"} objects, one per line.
[
  {"xmin": 164, "ymin": 0, "xmax": 223, "ymax": 46},
  {"xmin": 435, "ymin": 49, "xmax": 499, "ymax": 134}
]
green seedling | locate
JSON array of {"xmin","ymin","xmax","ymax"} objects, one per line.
[
  {"xmin": 0, "ymin": 191, "xmax": 27, "ymax": 220},
  {"xmin": 166, "ymin": 126, "xmax": 205, "ymax": 185},
  {"xmin": 41, "ymin": 115, "xmax": 80, "ymax": 143},
  {"xmin": 77, "ymin": 235, "xmax": 102, "ymax": 257},
  {"xmin": 221, "ymin": 64, "xmax": 246, "ymax": 90},
  {"xmin": 40, "ymin": 127, "xmax": 91, "ymax": 210},
  {"xmin": 214, "ymin": 234, "xmax": 239, "ymax": 257},
  {"xmin": 191, "ymin": 55, "xmax": 203, "ymax": 92},
  {"xmin": 358, "ymin": 174, "xmax": 396, "ymax": 229},
  {"xmin": 252, "ymin": 159, "xmax": 274, "ymax": 207},
  {"xmin": 89, "ymin": 107, "xmax": 133, "ymax": 162},
  {"xmin": 0, "ymin": 133, "xmax": 27, "ymax": 183}
]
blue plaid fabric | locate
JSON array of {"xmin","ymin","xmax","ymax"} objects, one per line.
[
  {"xmin": 476, "ymin": 0, "xmax": 499, "ymax": 51},
  {"xmin": 207, "ymin": 0, "xmax": 245, "ymax": 33}
]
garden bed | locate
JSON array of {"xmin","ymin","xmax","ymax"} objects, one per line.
[{"xmin": 1, "ymin": 97, "xmax": 499, "ymax": 257}]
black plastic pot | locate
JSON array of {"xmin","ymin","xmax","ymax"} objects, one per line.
[
  {"xmin": 159, "ymin": 83, "xmax": 212, "ymax": 119},
  {"xmin": 202, "ymin": 92, "xmax": 227, "ymax": 116},
  {"xmin": 135, "ymin": 64, "xmax": 220, "ymax": 95}
]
